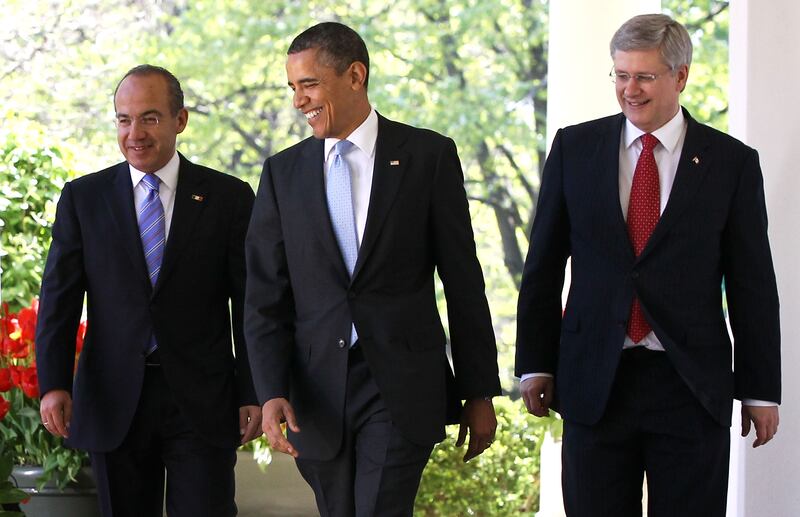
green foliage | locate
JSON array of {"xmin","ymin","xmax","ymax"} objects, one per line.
[
  {"xmin": 0, "ymin": 135, "xmax": 74, "ymax": 312},
  {"xmin": 0, "ymin": 389, "xmax": 88, "ymax": 491},
  {"xmin": 415, "ymin": 397, "xmax": 557, "ymax": 516},
  {"xmin": 0, "ymin": 444, "xmax": 27, "ymax": 515}
]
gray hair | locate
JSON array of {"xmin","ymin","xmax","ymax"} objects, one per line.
[{"xmin": 610, "ymin": 14, "xmax": 692, "ymax": 71}]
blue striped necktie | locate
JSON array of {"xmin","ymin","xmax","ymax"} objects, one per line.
[
  {"xmin": 138, "ymin": 174, "xmax": 166, "ymax": 286},
  {"xmin": 138, "ymin": 174, "xmax": 164, "ymax": 355},
  {"xmin": 326, "ymin": 140, "xmax": 359, "ymax": 346}
]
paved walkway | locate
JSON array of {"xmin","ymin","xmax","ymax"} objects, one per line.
[{"xmin": 236, "ymin": 451, "xmax": 318, "ymax": 516}]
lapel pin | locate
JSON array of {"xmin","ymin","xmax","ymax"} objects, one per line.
[
  {"xmin": 692, "ymin": 156, "xmax": 700, "ymax": 165},
  {"xmin": 389, "ymin": 160, "xmax": 400, "ymax": 166},
  {"xmin": 191, "ymin": 194, "xmax": 204, "ymax": 202}
]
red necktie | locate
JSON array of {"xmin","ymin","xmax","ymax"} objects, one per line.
[{"xmin": 626, "ymin": 133, "xmax": 660, "ymax": 343}]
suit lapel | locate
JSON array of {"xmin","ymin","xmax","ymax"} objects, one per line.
[
  {"xmin": 597, "ymin": 115, "xmax": 636, "ymax": 264},
  {"xmin": 352, "ymin": 115, "xmax": 409, "ymax": 280},
  {"xmin": 639, "ymin": 110, "xmax": 711, "ymax": 260},
  {"xmin": 301, "ymin": 138, "xmax": 351, "ymax": 278},
  {"xmin": 152, "ymin": 155, "xmax": 207, "ymax": 295},
  {"xmin": 104, "ymin": 163, "xmax": 152, "ymax": 293}
]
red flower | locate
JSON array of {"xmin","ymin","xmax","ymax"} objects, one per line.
[
  {"xmin": 0, "ymin": 368, "xmax": 12, "ymax": 392},
  {"xmin": 0, "ymin": 395, "xmax": 10, "ymax": 421},
  {"xmin": 8, "ymin": 365, "xmax": 23, "ymax": 387},
  {"xmin": 76, "ymin": 320, "xmax": 87, "ymax": 355},
  {"xmin": 17, "ymin": 301, "xmax": 37, "ymax": 343},
  {"xmin": 20, "ymin": 367, "xmax": 39, "ymax": 399}
]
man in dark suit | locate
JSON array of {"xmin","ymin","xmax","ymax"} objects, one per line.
[
  {"xmin": 245, "ymin": 22, "xmax": 501, "ymax": 516},
  {"xmin": 516, "ymin": 14, "xmax": 780, "ymax": 517},
  {"xmin": 35, "ymin": 65, "xmax": 262, "ymax": 517}
]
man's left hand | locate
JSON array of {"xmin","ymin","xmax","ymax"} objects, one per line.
[
  {"xmin": 741, "ymin": 404, "xmax": 779, "ymax": 448},
  {"xmin": 239, "ymin": 405, "xmax": 263, "ymax": 444},
  {"xmin": 456, "ymin": 397, "xmax": 497, "ymax": 462}
]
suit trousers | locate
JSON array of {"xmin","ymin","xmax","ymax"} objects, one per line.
[
  {"xmin": 90, "ymin": 362, "xmax": 237, "ymax": 517},
  {"xmin": 295, "ymin": 346, "xmax": 433, "ymax": 517},
  {"xmin": 561, "ymin": 347, "xmax": 730, "ymax": 517}
]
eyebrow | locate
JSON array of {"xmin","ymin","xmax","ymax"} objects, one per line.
[{"xmin": 115, "ymin": 109, "xmax": 163, "ymax": 117}]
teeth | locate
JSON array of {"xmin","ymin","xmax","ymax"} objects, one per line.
[{"xmin": 305, "ymin": 108, "xmax": 322, "ymax": 120}]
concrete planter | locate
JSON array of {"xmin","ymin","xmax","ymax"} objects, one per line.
[{"xmin": 9, "ymin": 465, "xmax": 101, "ymax": 517}]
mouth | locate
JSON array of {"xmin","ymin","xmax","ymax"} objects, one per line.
[
  {"xmin": 625, "ymin": 99, "xmax": 650, "ymax": 108},
  {"xmin": 304, "ymin": 108, "xmax": 322, "ymax": 120},
  {"xmin": 128, "ymin": 144, "xmax": 152, "ymax": 152}
]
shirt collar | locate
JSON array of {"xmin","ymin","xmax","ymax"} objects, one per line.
[
  {"xmin": 129, "ymin": 151, "xmax": 180, "ymax": 192},
  {"xmin": 324, "ymin": 108, "xmax": 378, "ymax": 161},
  {"xmin": 623, "ymin": 107, "xmax": 685, "ymax": 153}
]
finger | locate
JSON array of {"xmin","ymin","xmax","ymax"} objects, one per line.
[
  {"xmin": 741, "ymin": 414, "xmax": 752, "ymax": 438},
  {"xmin": 283, "ymin": 404, "xmax": 300, "ymax": 433},
  {"xmin": 455, "ymin": 422, "xmax": 468, "ymax": 447}
]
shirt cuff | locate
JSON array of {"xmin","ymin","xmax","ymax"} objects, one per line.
[
  {"xmin": 520, "ymin": 372, "xmax": 554, "ymax": 382},
  {"xmin": 741, "ymin": 398, "xmax": 778, "ymax": 407}
]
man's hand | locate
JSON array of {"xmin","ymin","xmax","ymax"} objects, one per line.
[
  {"xmin": 40, "ymin": 389, "xmax": 72, "ymax": 438},
  {"xmin": 456, "ymin": 397, "xmax": 497, "ymax": 462},
  {"xmin": 238, "ymin": 405, "xmax": 263, "ymax": 445},
  {"xmin": 741, "ymin": 405, "xmax": 779, "ymax": 448},
  {"xmin": 261, "ymin": 398, "xmax": 300, "ymax": 458},
  {"xmin": 520, "ymin": 376, "xmax": 554, "ymax": 417}
]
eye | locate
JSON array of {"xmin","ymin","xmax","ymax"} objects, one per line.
[
  {"xmin": 141, "ymin": 116, "xmax": 159, "ymax": 125},
  {"xmin": 116, "ymin": 116, "xmax": 132, "ymax": 127}
]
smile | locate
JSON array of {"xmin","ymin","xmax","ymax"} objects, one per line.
[{"xmin": 305, "ymin": 108, "xmax": 322, "ymax": 120}]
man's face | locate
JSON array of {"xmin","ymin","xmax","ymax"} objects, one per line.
[
  {"xmin": 114, "ymin": 74, "xmax": 187, "ymax": 173},
  {"xmin": 286, "ymin": 48, "xmax": 364, "ymax": 140},
  {"xmin": 613, "ymin": 48, "xmax": 688, "ymax": 133}
]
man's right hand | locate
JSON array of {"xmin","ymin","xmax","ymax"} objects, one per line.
[
  {"xmin": 40, "ymin": 389, "xmax": 72, "ymax": 438},
  {"xmin": 520, "ymin": 377, "xmax": 554, "ymax": 417},
  {"xmin": 262, "ymin": 398, "xmax": 300, "ymax": 458}
]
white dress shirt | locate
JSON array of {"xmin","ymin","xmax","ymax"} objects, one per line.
[
  {"xmin": 129, "ymin": 151, "xmax": 179, "ymax": 240},
  {"xmin": 323, "ymin": 108, "xmax": 378, "ymax": 246}
]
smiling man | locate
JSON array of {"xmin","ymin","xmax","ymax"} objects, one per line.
[
  {"xmin": 36, "ymin": 65, "xmax": 261, "ymax": 517},
  {"xmin": 244, "ymin": 22, "xmax": 501, "ymax": 517},
  {"xmin": 515, "ymin": 14, "xmax": 781, "ymax": 517}
]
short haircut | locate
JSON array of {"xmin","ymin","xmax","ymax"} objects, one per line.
[
  {"xmin": 114, "ymin": 64, "xmax": 185, "ymax": 115},
  {"xmin": 610, "ymin": 14, "xmax": 693, "ymax": 71},
  {"xmin": 288, "ymin": 22, "xmax": 370, "ymax": 88}
]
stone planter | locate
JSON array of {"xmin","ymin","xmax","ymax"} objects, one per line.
[{"xmin": 9, "ymin": 465, "xmax": 101, "ymax": 517}]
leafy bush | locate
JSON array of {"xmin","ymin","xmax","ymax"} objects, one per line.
[
  {"xmin": 0, "ymin": 135, "xmax": 73, "ymax": 312},
  {"xmin": 415, "ymin": 396, "xmax": 559, "ymax": 516}
]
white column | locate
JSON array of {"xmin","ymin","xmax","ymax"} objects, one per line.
[
  {"xmin": 729, "ymin": 2, "xmax": 800, "ymax": 516},
  {"xmin": 539, "ymin": 2, "xmax": 659, "ymax": 516}
]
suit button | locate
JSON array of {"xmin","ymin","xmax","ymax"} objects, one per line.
[
  {"xmin": 348, "ymin": 291, "xmax": 356, "ymax": 300},
  {"xmin": 337, "ymin": 339, "xmax": 346, "ymax": 348},
  {"xmin": 631, "ymin": 271, "xmax": 640, "ymax": 279}
]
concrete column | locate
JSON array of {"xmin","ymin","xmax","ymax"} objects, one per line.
[{"xmin": 729, "ymin": 2, "xmax": 800, "ymax": 516}]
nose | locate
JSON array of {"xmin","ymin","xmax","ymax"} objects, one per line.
[
  {"xmin": 293, "ymin": 88, "xmax": 307, "ymax": 110},
  {"xmin": 128, "ymin": 119, "xmax": 147, "ymax": 139}
]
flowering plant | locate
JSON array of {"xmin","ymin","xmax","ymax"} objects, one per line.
[{"xmin": 0, "ymin": 298, "xmax": 88, "ymax": 490}]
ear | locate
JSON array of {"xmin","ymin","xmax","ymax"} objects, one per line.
[
  {"xmin": 348, "ymin": 61, "xmax": 368, "ymax": 90},
  {"xmin": 676, "ymin": 64, "xmax": 689, "ymax": 93},
  {"xmin": 176, "ymin": 108, "xmax": 189, "ymax": 134}
]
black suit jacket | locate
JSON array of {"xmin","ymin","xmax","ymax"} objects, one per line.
[
  {"xmin": 36, "ymin": 154, "xmax": 258, "ymax": 451},
  {"xmin": 516, "ymin": 108, "xmax": 781, "ymax": 426},
  {"xmin": 245, "ymin": 114, "xmax": 501, "ymax": 460}
]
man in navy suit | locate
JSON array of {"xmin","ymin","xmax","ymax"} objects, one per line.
[
  {"xmin": 36, "ymin": 65, "xmax": 262, "ymax": 517},
  {"xmin": 245, "ymin": 22, "xmax": 501, "ymax": 517},
  {"xmin": 516, "ymin": 14, "xmax": 780, "ymax": 517}
]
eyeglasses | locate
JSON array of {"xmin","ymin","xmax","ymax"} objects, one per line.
[
  {"xmin": 609, "ymin": 68, "xmax": 671, "ymax": 85},
  {"xmin": 115, "ymin": 114, "xmax": 160, "ymax": 128}
]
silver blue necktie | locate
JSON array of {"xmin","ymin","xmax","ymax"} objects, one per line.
[
  {"xmin": 326, "ymin": 140, "xmax": 359, "ymax": 346},
  {"xmin": 138, "ymin": 173, "xmax": 165, "ymax": 353}
]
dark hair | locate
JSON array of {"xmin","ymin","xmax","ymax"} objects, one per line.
[
  {"xmin": 288, "ymin": 22, "xmax": 370, "ymax": 88},
  {"xmin": 114, "ymin": 64, "xmax": 185, "ymax": 115}
]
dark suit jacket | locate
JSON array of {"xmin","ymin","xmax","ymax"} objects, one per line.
[
  {"xmin": 36, "ymin": 154, "xmax": 258, "ymax": 452},
  {"xmin": 245, "ymin": 114, "xmax": 501, "ymax": 460},
  {"xmin": 515, "ymin": 108, "xmax": 781, "ymax": 427}
]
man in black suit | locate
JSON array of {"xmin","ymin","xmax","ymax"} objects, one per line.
[
  {"xmin": 516, "ymin": 14, "xmax": 780, "ymax": 517},
  {"xmin": 36, "ymin": 65, "xmax": 262, "ymax": 517},
  {"xmin": 245, "ymin": 22, "xmax": 501, "ymax": 516}
]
